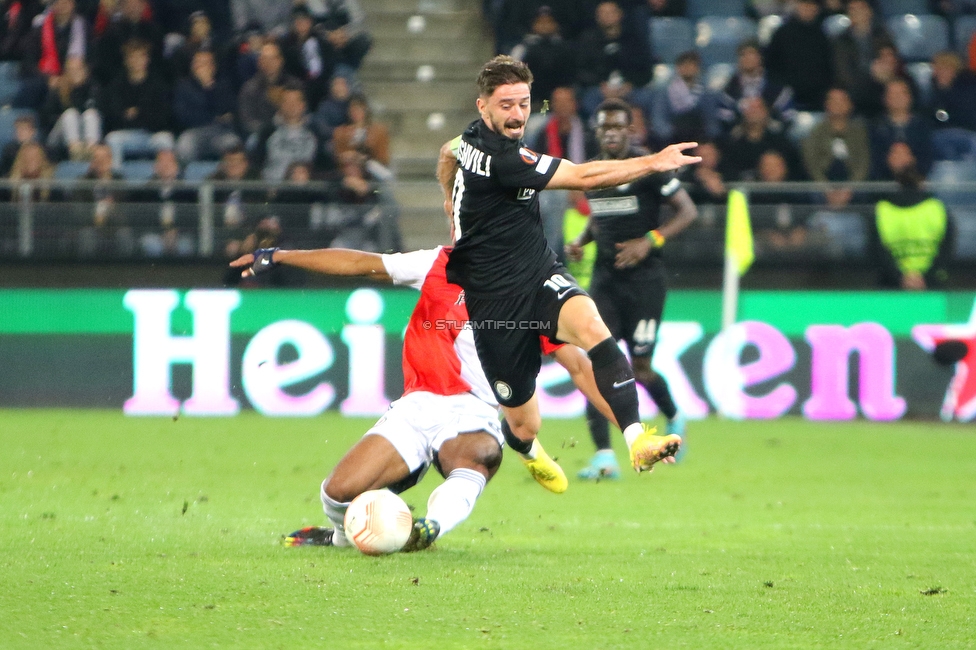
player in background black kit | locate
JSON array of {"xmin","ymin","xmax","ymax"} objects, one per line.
[
  {"xmin": 567, "ymin": 99, "xmax": 698, "ymax": 480},
  {"xmin": 437, "ymin": 55, "xmax": 701, "ymax": 488}
]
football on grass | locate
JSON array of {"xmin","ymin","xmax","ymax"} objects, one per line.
[{"xmin": 344, "ymin": 490, "xmax": 413, "ymax": 555}]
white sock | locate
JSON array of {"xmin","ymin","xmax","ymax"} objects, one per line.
[
  {"xmin": 425, "ymin": 468, "xmax": 486, "ymax": 538},
  {"xmin": 623, "ymin": 423, "xmax": 644, "ymax": 448},
  {"xmin": 520, "ymin": 438, "xmax": 541, "ymax": 461},
  {"xmin": 320, "ymin": 479, "xmax": 352, "ymax": 547}
]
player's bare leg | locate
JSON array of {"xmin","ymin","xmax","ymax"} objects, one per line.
[
  {"xmin": 285, "ymin": 435, "xmax": 411, "ymax": 547},
  {"xmin": 556, "ymin": 295, "xmax": 680, "ymax": 472},
  {"xmin": 499, "ymin": 396, "xmax": 568, "ymax": 493}
]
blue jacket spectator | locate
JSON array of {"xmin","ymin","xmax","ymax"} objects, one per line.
[
  {"xmin": 765, "ymin": 0, "xmax": 834, "ymax": 111},
  {"xmin": 174, "ymin": 50, "xmax": 241, "ymax": 162},
  {"xmin": 928, "ymin": 51, "xmax": 976, "ymax": 161},
  {"xmin": 652, "ymin": 50, "xmax": 722, "ymax": 143},
  {"xmin": 870, "ymin": 78, "xmax": 934, "ymax": 179},
  {"xmin": 719, "ymin": 40, "xmax": 795, "ymax": 131}
]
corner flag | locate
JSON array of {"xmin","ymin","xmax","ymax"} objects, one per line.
[{"xmin": 725, "ymin": 189, "xmax": 754, "ymax": 276}]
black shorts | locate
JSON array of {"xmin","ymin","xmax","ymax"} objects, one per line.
[
  {"xmin": 589, "ymin": 263, "xmax": 666, "ymax": 359},
  {"xmin": 464, "ymin": 262, "xmax": 587, "ymax": 407}
]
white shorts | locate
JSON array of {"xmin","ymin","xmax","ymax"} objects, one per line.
[{"xmin": 365, "ymin": 391, "xmax": 503, "ymax": 473}]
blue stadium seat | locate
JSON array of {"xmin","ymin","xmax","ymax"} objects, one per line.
[
  {"xmin": 877, "ymin": 0, "xmax": 929, "ymax": 17},
  {"xmin": 686, "ymin": 0, "xmax": 746, "ymax": 20},
  {"xmin": 184, "ymin": 160, "xmax": 219, "ymax": 181},
  {"xmin": 929, "ymin": 160, "xmax": 976, "ymax": 208},
  {"xmin": 0, "ymin": 108, "xmax": 35, "ymax": 149},
  {"xmin": 956, "ymin": 16, "xmax": 976, "ymax": 56},
  {"xmin": 0, "ymin": 76, "xmax": 22, "ymax": 106},
  {"xmin": 953, "ymin": 210, "xmax": 976, "ymax": 260},
  {"xmin": 650, "ymin": 17, "xmax": 695, "ymax": 64},
  {"xmin": 906, "ymin": 62, "xmax": 933, "ymax": 105},
  {"xmin": 54, "ymin": 161, "xmax": 89, "ymax": 180},
  {"xmin": 807, "ymin": 211, "xmax": 868, "ymax": 258},
  {"xmin": 0, "ymin": 61, "xmax": 18, "ymax": 80},
  {"xmin": 822, "ymin": 14, "xmax": 851, "ymax": 38},
  {"xmin": 887, "ymin": 15, "xmax": 950, "ymax": 62},
  {"xmin": 122, "ymin": 160, "xmax": 155, "ymax": 180},
  {"xmin": 696, "ymin": 16, "xmax": 757, "ymax": 67}
]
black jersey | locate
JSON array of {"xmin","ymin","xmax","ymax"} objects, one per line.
[
  {"xmin": 446, "ymin": 119, "xmax": 563, "ymax": 298},
  {"xmin": 585, "ymin": 149, "xmax": 681, "ymax": 270}
]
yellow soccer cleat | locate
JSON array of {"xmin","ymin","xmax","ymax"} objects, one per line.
[
  {"xmin": 522, "ymin": 440, "xmax": 568, "ymax": 493},
  {"xmin": 628, "ymin": 425, "xmax": 682, "ymax": 473}
]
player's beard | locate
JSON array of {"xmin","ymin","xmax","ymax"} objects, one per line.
[{"xmin": 489, "ymin": 113, "xmax": 525, "ymax": 140}]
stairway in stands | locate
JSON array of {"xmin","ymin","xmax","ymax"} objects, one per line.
[{"xmin": 358, "ymin": 0, "xmax": 493, "ymax": 249}]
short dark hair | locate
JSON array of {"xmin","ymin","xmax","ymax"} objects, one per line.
[
  {"xmin": 675, "ymin": 50, "xmax": 701, "ymax": 66},
  {"xmin": 594, "ymin": 98, "xmax": 633, "ymax": 124},
  {"xmin": 737, "ymin": 39, "xmax": 761, "ymax": 56},
  {"xmin": 477, "ymin": 55, "xmax": 533, "ymax": 98}
]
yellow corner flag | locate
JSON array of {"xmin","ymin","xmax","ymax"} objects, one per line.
[{"xmin": 726, "ymin": 189, "xmax": 754, "ymax": 276}]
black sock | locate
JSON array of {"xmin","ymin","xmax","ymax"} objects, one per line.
[
  {"xmin": 587, "ymin": 337, "xmax": 640, "ymax": 431},
  {"xmin": 585, "ymin": 400, "xmax": 611, "ymax": 451},
  {"xmin": 501, "ymin": 419, "xmax": 533, "ymax": 455},
  {"xmin": 642, "ymin": 373, "xmax": 677, "ymax": 420}
]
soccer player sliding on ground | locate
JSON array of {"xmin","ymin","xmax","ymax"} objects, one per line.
[
  {"xmin": 229, "ymin": 245, "xmax": 627, "ymax": 551},
  {"xmin": 439, "ymin": 56, "xmax": 700, "ymax": 486}
]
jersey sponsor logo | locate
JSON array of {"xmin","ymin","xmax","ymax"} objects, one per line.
[
  {"xmin": 519, "ymin": 147, "xmax": 539, "ymax": 165},
  {"xmin": 612, "ymin": 378, "xmax": 635, "ymax": 389},
  {"xmin": 457, "ymin": 139, "xmax": 492, "ymax": 177},
  {"xmin": 588, "ymin": 196, "xmax": 639, "ymax": 216},
  {"xmin": 455, "ymin": 290, "xmax": 465, "ymax": 305},
  {"xmin": 516, "ymin": 187, "xmax": 536, "ymax": 201},
  {"xmin": 494, "ymin": 381, "xmax": 513, "ymax": 401}
]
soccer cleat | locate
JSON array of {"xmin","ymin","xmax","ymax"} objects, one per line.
[
  {"xmin": 577, "ymin": 449, "xmax": 621, "ymax": 481},
  {"xmin": 666, "ymin": 414, "xmax": 687, "ymax": 462},
  {"xmin": 522, "ymin": 441, "xmax": 569, "ymax": 493},
  {"xmin": 401, "ymin": 518, "xmax": 440, "ymax": 552},
  {"xmin": 628, "ymin": 425, "xmax": 682, "ymax": 473},
  {"xmin": 283, "ymin": 526, "xmax": 336, "ymax": 547}
]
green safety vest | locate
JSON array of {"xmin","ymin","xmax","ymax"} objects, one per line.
[
  {"xmin": 875, "ymin": 197, "xmax": 947, "ymax": 276},
  {"xmin": 563, "ymin": 208, "xmax": 596, "ymax": 290}
]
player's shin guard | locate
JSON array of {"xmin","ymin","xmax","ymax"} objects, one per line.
[
  {"xmin": 319, "ymin": 480, "xmax": 352, "ymax": 547},
  {"xmin": 425, "ymin": 468, "xmax": 486, "ymax": 537},
  {"xmin": 501, "ymin": 418, "xmax": 534, "ymax": 457},
  {"xmin": 587, "ymin": 337, "xmax": 641, "ymax": 432}
]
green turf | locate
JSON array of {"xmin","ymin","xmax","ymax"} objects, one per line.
[{"xmin": 1, "ymin": 410, "xmax": 974, "ymax": 648}]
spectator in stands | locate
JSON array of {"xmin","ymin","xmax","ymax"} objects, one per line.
[
  {"xmin": 683, "ymin": 141, "xmax": 727, "ymax": 204},
  {"xmin": 308, "ymin": 0, "xmax": 372, "ymax": 75},
  {"xmin": 576, "ymin": 0, "xmax": 653, "ymax": 119},
  {"xmin": 872, "ymin": 142, "xmax": 954, "ymax": 290},
  {"xmin": 8, "ymin": 141, "xmax": 53, "ymax": 201},
  {"xmin": 21, "ymin": 0, "xmax": 87, "ymax": 108},
  {"xmin": 253, "ymin": 84, "xmax": 322, "ymax": 181},
  {"xmin": 329, "ymin": 148, "xmax": 385, "ymax": 250},
  {"xmin": 170, "ymin": 11, "xmax": 217, "ymax": 79},
  {"xmin": 280, "ymin": 5, "xmax": 330, "ymax": 106},
  {"xmin": 642, "ymin": 0, "xmax": 686, "ymax": 18},
  {"xmin": 92, "ymin": 0, "xmax": 164, "ymax": 85},
  {"xmin": 76, "ymin": 143, "xmax": 133, "ymax": 257},
  {"xmin": 209, "ymin": 145, "xmax": 259, "ymax": 258},
  {"xmin": 651, "ymin": 50, "xmax": 720, "ymax": 144},
  {"xmin": 313, "ymin": 71, "xmax": 354, "ymax": 138},
  {"xmin": 719, "ymin": 96, "xmax": 802, "ymax": 181},
  {"xmin": 138, "ymin": 149, "xmax": 196, "ymax": 256},
  {"xmin": 0, "ymin": 114, "xmax": 39, "ymax": 176},
  {"xmin": 747, "ymin": 0, "xmax": 790, "ymax": 18},
  {"xmin": 103, "ymin": 38, "xmax": 175, "ymax": 168},
  {"xmin": 1, "ymin": 0, "xmax": 42, "ymax": 61},
  {"xmin": 332, "ymin": 93, "xmax": 390, "ymax": 168},
  {"xmin": 174, "ymin": 49, "xmax": 241, "ymax": 163},
  {"xmin": 870, "ymin": 78, "xmax": 933, "ymax": 179},
  {"xmin": 752, "ymin": 150, "xmax": 811, "ymax": 254},
  {"xmin": 238, "ymin": 41, "xmax": 301, "ymax": 137},
  {"xmin": 832, "ymin": 0, "xmax": 893, "ymax": 108},
  {"xmin": 765, "ymin": 0, "xmax": 834, "ymax": 111},
  {"xmin": 42, "ymin": 56, "xmax": 101, "ymax": 161},
  {"xmin": 231, "ymin": 0, "xmax": 292, "ymax": 35},
  {"xmin": 720, "ymin": 40, "xmax": 795, "ymax": 131},
  {"xmin": 928, "ymin": 50, "xmax": 976, "ymax": 161},
  {"xmin": 849, "ymin": 43, "xmax": 915, "ymax": 120},
  {"xmin": 801, "ymin": 87, "xmax": 870, "ymax": 206},
  {"xmin": 509, "ymin": 6, "xmax": 575, "ymax": 108},
  {"xmin": 530, "ymin": 86, "xmax": 594, "ymax": 163}
]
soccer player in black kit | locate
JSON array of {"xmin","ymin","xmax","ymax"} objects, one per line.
[
  {"xmin": 437, "ymin": 56, "xmax": 701, "ymax": 489},
  {"xmin": 567, "ymin": 99, "xmax": 699, "ymax": 480}
]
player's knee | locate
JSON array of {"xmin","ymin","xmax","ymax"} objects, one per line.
[
  {"xmin": 323, "ymin": 472, "xmax": 362, "ymax": 504},
  {"xmin": 440, "ymin": 433, "xmax": 502, "ymax": 478}
]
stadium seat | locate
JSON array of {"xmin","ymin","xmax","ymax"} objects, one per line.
[
  {"xmin": 0, "ymin": 108, "xmax": 35, "ymax": 149},
  {"xmin": 953, "ymin": 210, "xmax": 976, "ymax": 260},
  {"xmin": 887, "ymin": 15, "xmax": 950, "ymax": 62},
  {"xmin": 184, "ymin": 160, "xmax": 219, "ymax": 181},
  {"xmin": 906, "ymin": 62, "xmax": 933, "ymax": 105},
  {"xmin": 0, "ymin": 76, "xmax": 22, "ymax": 106},
  {"xmin": 686, "ymin": 0, "xmax": 746, "ymax": 20},
  {"xmin": 807, "ymin": 211, "xmax": 868, "ymax": 258},
  {"xmin": 787, "ymin": 111, "xmax": 824, "ymax": 143},
  {"xmin": 955, "ymin": 16, "xmax": 976, "ymax": 56},
  {"xmin": 877, "ymin": 0, "xmax": 929, "ymax": 18},
  {"xmin": 122, "ymin": 160, "xmax": 156, "ymax": 181},
  {"xmin": 705, "ymin": 63, "xmax": 735, "ymax": 92},
  {"xmin": 822, "ymin": 14, "xmax": 851, "ymax": 38},
  {"xmin": 0, "ymin": 61, "xmax": 18, "ymax": 80},
  {"xmin": 929, "ymin": 160, "xmax": 976, "ymax": 208},
  {"xmin": 696, "ymin": 17, "xmax": 757, "ymax": 67},
  {"xmin": 650, "ymin": 17, "xmax": 695, "ymax": 64},
  {"xmin": 53, "ymin": 160, "xmax": 89, "ymax": 180}
]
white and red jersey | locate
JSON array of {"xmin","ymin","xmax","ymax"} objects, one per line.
[{"xmin": 381, "ymin": 247, "xmax": 496, "ymax": 406}]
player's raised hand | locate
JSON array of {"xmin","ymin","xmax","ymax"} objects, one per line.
[{"xmin": 650, "ymin": 143, "xmax": 702, "ymax": 172}]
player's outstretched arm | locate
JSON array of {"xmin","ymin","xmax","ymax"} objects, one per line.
[
  {"xmin": 229, "ymin": 248, "xmax": 392, "ymax": 281},
  {"xmin": 546, "ymin": 143, "xmax": 702, "ymax": 191},
  {"xmin": 551, "ymin": 345, "xmax": 619, "ymax": 429}
]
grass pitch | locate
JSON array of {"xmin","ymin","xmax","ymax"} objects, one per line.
[{"xmin": 1, "ymin": 410, "xmax": 974, "ymax": 649}]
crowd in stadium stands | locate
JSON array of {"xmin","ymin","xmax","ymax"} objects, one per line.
[{"xmin": 496, "ymin": 0, "xmax": 976, "ymax": 203}]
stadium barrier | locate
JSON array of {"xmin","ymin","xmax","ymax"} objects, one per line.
[{"xmin": 2, "ymin": 287, "xmax": 973, "ymax": 422}]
